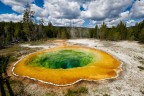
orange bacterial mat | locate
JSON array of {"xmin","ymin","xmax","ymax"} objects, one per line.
[{"xmin": 13, "ymin": 46, "xmax": 121, "ymax": 86}]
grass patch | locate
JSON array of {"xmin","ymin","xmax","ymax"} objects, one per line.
[
  {"xmin": 45, "ymin": 92, "xmax": 56, "ymax": 96},
  {"xmin": 140, "ymin": 60, "xmax": 144, "ymax": 65},
  {"xmin": 138, "ymin": 66, "xmax": 144, "ymax": 71},
  {"xmin": 65, "ymin": 87, "xmax": 88, "ymax": 96},
  {"xmin": 26, "ymin": 38, "xmax": 57, "ymax": 45},
  {"xmin": 0, "ymin": 44, "xmax": 40, "ymax": 62},
  {"xmin": 140, "ymin": 89, "xmax": 144, "ymax": 95},
  {"xmin": 103, "ymin": 94, "xmax": 110, "ymax": 96},
  {"xmin": 28, "ymin": 39, "xmax": 48, "ymax": 45}
]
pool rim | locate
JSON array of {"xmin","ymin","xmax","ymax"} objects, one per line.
[{"xmin": 12, "ymin": 45, "xmax": 123, "ymax": 87}]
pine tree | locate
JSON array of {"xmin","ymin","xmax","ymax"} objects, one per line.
[
  {"xmin": 89, "ymin": 29, "xmax": 94, "ymax": 38},
  {"xmin": 44, "ymin": 22, "xmax": 54, "ymax": 38},
  {"xmin": 127, "ymin": 28, "xmax": 134, "ymax": 40},
  {"xmin": 95, "ymin": 25, "xmax": 99, "ymax": 39},
  {"xmin": 22, "ymin": 3, "xmax": 35, "ymax": 41},
  {"xmin": 4, "ymin": 25, "xmax": 10, "ymax": 44},
  {"xmin": 99, "ymin": 22, "xmax": 107, "ymax": 39},
  {"xmin": 37, "ymin": 18, "xmax": 45, "ymax": 39},
  {"xmin": 14, "ymin": 23, "xmax": 22, "ymax": 41},
  {"xmin": 107, "ymin": 26, "xmax": 115, "ymax": 40},
  {"xmin": 139, "ymin": 28, "xmax": 144, "ymax": 43},
  {"xmin": 116, "ymin": 21, "xmax": 127, "ymax": 40},
  {"xmin": 0, "ymin": 22, "xmax": 5, "ymax": 48}
]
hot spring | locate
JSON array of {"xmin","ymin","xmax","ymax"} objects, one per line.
[{"xmin": 13, "ymin": 46, "xmax": 121, "ymax": 86}]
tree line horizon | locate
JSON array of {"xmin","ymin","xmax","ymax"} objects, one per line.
[{"xmin": 0, "ymin": 4, "xmax": 144, "ymax": 49}]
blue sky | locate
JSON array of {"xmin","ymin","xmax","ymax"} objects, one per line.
[
  {"xmin": 34, "ymin": 0, "xmax": 44, "ymax": 7},
  {"xmin": 0, "ymin": 0, "xmax": 144, "ymax": 27}
]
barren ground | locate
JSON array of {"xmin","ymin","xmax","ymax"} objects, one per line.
[{"xmin": 1, "ymin": 39, "xmax": 144, "ymax": 96}]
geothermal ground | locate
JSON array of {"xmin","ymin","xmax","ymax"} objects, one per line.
[{"xmin": 1, "ymin": 39, "xmax": 144, "ymax": 96}]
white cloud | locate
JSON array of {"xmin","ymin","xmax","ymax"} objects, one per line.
[
  {"xmin": 84, "ymin": 20, "xmax": 99, "ymax": 28},
  {"xmin": 90, "ymin": 11, "xmax": 130, "ymax": 28},
  {"xmin": 0, "ymin": 0, "xmax": 143, "ymax": 28},
  {"xmin": 0, "ymin": 13, "xmax": 23, "ymax": 22},
  {"xmin": 130, "ymin": 0, "xmax": 144, "ymax": 18},
  {"xmin": 43, "ymin": 0, "xmax": 81, "ymax": 19},
  {"xmin": 0, "ymin": 0, "xmax": 34, "ymax": 6},
  {"xmin": 126, "ymin": 20, "xmax": 136, "ymax": 27},
  {"xmin": 0, "ymin": 0, "xmax": 34, "ymax": 13},
  {"xmin": 12, "ymin": 5, "xmax": 25, "ymax": 13},
  {"xmin": 126, "ymin": 19, "xmax": 144, "ymax": 27},
  {"xmin": 71, "ymin": 19, "xmax": 85, "ymax": 27},
  {"xmin": 119, "ymin": 11, "xmax": 130, "ymax": 19},
  {"xmin": 0, "ymin": 0, "xmax": 84, "ymax": 27},
  {"xmin": 40, "ymin": 16, "xmax": 84, "ymax": 27},
  {"xmin": 81, "ymin": 0, "xmax": 132, "ymax": 20},
  {"xmin": 106, "ymin": 11, "xmax": 130, "ymax": 27},
  {"xmin": 0, "ymin": 0, "xmax": 46, "ymax": 18},
  {"xmin": 31, "ymin": 4, "xmax": 44, "ymax": 17}
]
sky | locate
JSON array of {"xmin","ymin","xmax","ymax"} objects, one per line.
[{"xmin": 0, "ymin": 0, "xmax": 144, "ymax": 28}]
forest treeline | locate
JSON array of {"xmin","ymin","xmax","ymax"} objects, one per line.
[
  {"xmin": 0, "ymin": 21, "xmax": 73, "ymax": 48},
  {"xmin": 0, "ymin": 19, "xmax": 144, "ymax": 49},
  {"xmin": 89, "ymin": 21, "xmax": 144, "ymax": 42},
  {"xmin": 0, "ymin": 4, "xmax": 144, "ymax": 49}
]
